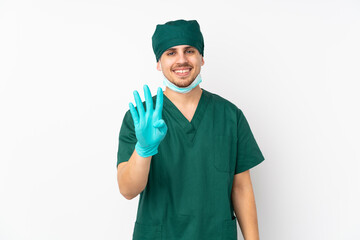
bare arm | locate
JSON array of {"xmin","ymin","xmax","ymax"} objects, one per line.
[
  {"xmin": 231, "ymin": 170, "xmax": 260, "ymax": 240},
  {"xmin": 117, "ymin": 149, "xmax": 152, "ymax": 200}
]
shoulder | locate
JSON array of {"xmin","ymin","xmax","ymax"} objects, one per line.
[{"xmin": 203, "ymin": 88, "xmax": 243, "ymax": 117}]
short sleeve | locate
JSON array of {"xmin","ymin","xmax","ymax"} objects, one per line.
[
  {"xmin": 235, "ymin": 109, "xmax": 265, "ymax": 174},
  {"xmin": 116, "ymin": 110, "xmax": 137, "ymax": 169}
]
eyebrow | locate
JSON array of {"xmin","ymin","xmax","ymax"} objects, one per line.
[{"xmin": 165, "ymin": 46, "xmax": 195, "ymax": 52}]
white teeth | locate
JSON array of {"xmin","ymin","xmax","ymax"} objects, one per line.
[{"xmin": 174, "ymin": 69, "xmax": 190, "ymax": 73}]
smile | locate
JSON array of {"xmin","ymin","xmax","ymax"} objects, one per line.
[{"xmin": 172, "ymin": 68, "xmax": 192, "ymax": 77}]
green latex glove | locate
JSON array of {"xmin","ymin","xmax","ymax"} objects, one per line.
[{"xmin": 129, "ymin": 85, "xmax": 168, "ymax": 157}]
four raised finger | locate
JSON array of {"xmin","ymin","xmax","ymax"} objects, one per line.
[
  {"xmin": 129, "ymin": 102, "xmax": 139, "ymax": 126},
  {"xmin": 155, "ymin": 87, "xmax": 164, "ymax": 119},
  {"xmin": 143, "ymin": 85, "xmax": 153, "ymax": 115},
  {"xmin": 133, "ymin": 90, "xmax": 145, "ymax": 120}
]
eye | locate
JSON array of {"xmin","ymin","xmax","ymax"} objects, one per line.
[
  {"xmin": 167, "ymin": 51, "xmax": 175, "ymax": 56},
  {"xmin": 186, "ymin": 50, "xmax": 195, "ymax": 54}
]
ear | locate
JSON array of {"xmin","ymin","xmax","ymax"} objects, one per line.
[
  {"xmin": 156, "ymin": 61, "xmax": 162, "ymax": 71},
  {"xmin": 201, "ymin": 57, "xmax": 205, "ymax": 66}
]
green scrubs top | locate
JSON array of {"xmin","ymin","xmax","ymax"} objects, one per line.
[{"xmin": 117, "ymin": 88, "xmax": 265, "ymax": 240}]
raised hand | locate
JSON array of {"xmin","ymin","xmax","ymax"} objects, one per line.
[{"xmin": 129, "ymin": 85, "xmax": 168, "ymax": 157}]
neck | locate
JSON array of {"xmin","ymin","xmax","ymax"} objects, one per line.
[{"xmin": 163, "ymin": 85, "xmax": 203, "ymax": 106}]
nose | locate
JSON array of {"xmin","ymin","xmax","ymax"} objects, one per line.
[{"xmin": 176, "ymin": 52, "xmax": 188, "ymax": 63}]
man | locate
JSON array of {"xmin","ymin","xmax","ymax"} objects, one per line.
[{"xmin": 117, "ymin": 19, "xmax": 265, "ymax": 240}]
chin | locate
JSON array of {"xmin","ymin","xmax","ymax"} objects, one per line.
[{"xmin": 174, "ymin": 79, "xmax": 194, "ymax": 87}]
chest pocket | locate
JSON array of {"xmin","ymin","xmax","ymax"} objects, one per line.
[{"xmin": 213, "ymin": 135, "xmax": 237, "ymax": 173}]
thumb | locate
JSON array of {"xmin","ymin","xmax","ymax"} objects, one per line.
[{"xmin": 153, "ymin": 119, "xmax": 165, "ymax": 128}]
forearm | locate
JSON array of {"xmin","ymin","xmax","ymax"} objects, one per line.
[
  {"xmin": 117, "ymin": 149, "xmax": 152, "ymax": 200},
  {"xmin": 232, "ymin": 186, "xmax": 260, "ymax": 240}
]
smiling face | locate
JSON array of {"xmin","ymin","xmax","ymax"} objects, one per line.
[{"xmin": 156, "ymin": 45, "xmax": 204, "ymax": 88}]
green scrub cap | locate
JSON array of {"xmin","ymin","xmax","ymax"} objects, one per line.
[{"xmin": 152, "ymin": 19, "xmax": 204, "ymax": 62}]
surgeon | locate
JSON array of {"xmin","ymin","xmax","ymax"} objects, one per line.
[{"xmin": 116, "ymin": 19, "xmax": 265, "ymax": 240}]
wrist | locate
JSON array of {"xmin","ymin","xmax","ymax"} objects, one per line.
[{"xmin": 135, "ymin": 142, "xmax": 159, "ymax": 157}]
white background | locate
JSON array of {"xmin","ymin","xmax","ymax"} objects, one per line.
[{"xmin": 1, "ymin": 0, "xmax": 359, "ymax": 239}]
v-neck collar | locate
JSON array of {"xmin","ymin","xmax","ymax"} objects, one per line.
[{"xmin": 163, "ymin": 88, "xmax": 210, "ymax": 139}]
